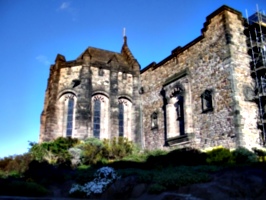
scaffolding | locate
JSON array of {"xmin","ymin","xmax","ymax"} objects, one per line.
[{"xmin": 246, "ymin": 6, "xmax": 266, "ymax": 145}]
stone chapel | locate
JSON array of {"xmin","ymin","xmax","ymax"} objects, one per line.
[{"xmin": 40, "ymin": 5, "xmax": 266, "ymax": 150}]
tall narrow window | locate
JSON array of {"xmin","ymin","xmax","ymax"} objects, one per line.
[
  {"xmin": 93, "ymin": 99, "xmax": 101, "ymax": 138},
  {"xmin": 118, "ymin": 103, "xmax": 124, "ymax": 137},
  {"xmin": 260, "ymin": 77, "xmax": 266, "ymax": 95},
  {"xmin": 66, "ymin": 97, "xmax": 74, "ymax": 137},
  {"xmin": 201, "ymin": 89, "xmax": 213, "ymax": 113},
  {"xmin": 151, "ymin": 112, "xmax": 158, "ymax": 129}
]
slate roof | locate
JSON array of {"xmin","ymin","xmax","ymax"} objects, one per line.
[{"xmin": 77, "ymin": 47, "xmax": 130, "ymax": 68}]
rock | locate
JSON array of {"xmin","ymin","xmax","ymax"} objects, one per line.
[
  {"xmin": 131, "ymin": 184, "xmax": 147, "ymax": 198},
  {"xmin": 101, "ymin": 176, "xmax": 138, "ymax": 199}
]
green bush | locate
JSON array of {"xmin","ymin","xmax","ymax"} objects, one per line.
[
  {"xmin": 29, "ymin": 137, "xmax": 79, "ymax": 165},
  {"xmin": 232, "ymin": 147, "xmax": 258, "ymax": 164},
  {"xmin": 78, "ymin": 138, "xmax": 104, "ymax": 165},
  {"xmin": 206, "ymin": 147, "xmax": 233, "ymax": 165},
  {"xmin": 252, "ymin": 147, "xmax": 266, "ymax": 162},
  {"xmin": 102, "ymin": 137, "xmax": 133, "ymax": 160}
]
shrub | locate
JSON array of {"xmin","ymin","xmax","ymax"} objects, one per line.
[
  {"xmin": 68, "ymin": 147, "xmax": 82, "ymax": 167},
  {"xmin": 232, "ymin": 147, "xmax": 258, "ymax": 164},
  {"xmin": 102, "ymin": 137, "xmax": 133, "ymax": 160},
  {"xmin": 78, "ymin": 138, "xmax": 104, "ymax": 165},
  {"xmin": 0, "ymin": 156, "xmax": 13, "ymax": 170},
  {"xmin": 206, "ymin": 147, "xmax": 233, "ymax": 165},
  {"xmin": 0, "ymin": 180, "xmax": 48, "ymax": 197},
  {"xmin": 252, "ymin": 147, "xmax": 266, "ymax": 162},
  {"xmin": 145, "ymin": 148, "xmax": 206, "ymax": 168},
  {"xmin": 29, "ymin": 137, "xmax": 79, "ymax": 165},
  {"xmin": 0, "ymin": 153, "xmax": 33, "ymax": 175},
  {"xmin": 24, "ymin": 160, "xmax": 70, "ymax": 185}
]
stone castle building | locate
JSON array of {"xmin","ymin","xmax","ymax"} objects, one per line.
[{"xmin": 40, "ymin": 5, "xmax": 266, "ymax": 150}]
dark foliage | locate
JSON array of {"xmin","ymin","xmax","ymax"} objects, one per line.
[
  {"xmin": 0, "ymin": 178, "xmax": 48, "ymax": 197},
  {"xmin": 107, "ymin": 160, "xmax": 146, "ymax": 170},
  {"xmin": 232, "ymin": 147, "xmax": 258, "ymax": 164},
  {"xmin": 146, "ymin": 148, "xmax": 206, "ymax": 168},
  {"xmin": 107, "ymin": 148, "xmax": 207, "ymax": 170},
  {"xmin": 24, "ymin": 160, "xmax": 73, "ymax": 185},
  {"xmin": 252, "ymin": 147, "xmax": 266, "ymax": 162}
]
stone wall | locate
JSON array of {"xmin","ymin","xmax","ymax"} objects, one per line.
[
  {"xmin": 40, "ymin": 46, "xmax": 142, "ymax": 145},
  {"xmin": 40, "ymin": 5, "xmax": 262, "ymax": 151},
  {"xmin": 141, "ymin": 6, "xmax": 260, "ymax": 150}
]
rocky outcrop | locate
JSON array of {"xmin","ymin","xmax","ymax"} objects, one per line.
[{"xmin": 100, "ymin": 166, "xmax": 266, "ymax": 200}]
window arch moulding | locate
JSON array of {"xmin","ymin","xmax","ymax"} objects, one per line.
[
  {"xmin": 58, "ymin": 93, "xmax": 77, "ymax": 138},
  {"xmin": 92, "ymin": 94, "xmax": 109, "ymax": 140}
]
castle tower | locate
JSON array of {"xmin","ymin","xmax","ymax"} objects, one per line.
[{"xmin": 39, "ymin": 37, "xmax": 142, "ymax": 144}]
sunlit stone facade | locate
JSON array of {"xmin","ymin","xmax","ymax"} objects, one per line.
[{"xmin": 40, "ymin": 5, "xmax": 266, "ymax": 150}]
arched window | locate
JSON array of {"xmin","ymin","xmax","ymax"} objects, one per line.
[
  {"xmin": 118, "ymin": 103, "xmax": 124, "ymax": 137},
  {"xmin": 164, "ymin": 83, "xmax": 185, "ymax": 138},
  {"xmin": 92, "ymin": 94, "xmax": 109, "ymax": 139},
  {"xmin": 57, "ymin": 92, "xmax": 76, "ymax": 138},
  {"xmin": 93, "ymin": 99, "xmax": 101, "ymax": 139},
  {"xmin": 66, "ymin": 97, "xmax": 74, "ymax": 137},
  {"xmin": 118, "ymin": 98, "xmax": 132, "ymax": 140}
]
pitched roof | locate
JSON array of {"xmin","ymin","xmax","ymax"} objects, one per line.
[{"xmin": 77, "ymin": 47, "xmax": 129, "ymax": 68}]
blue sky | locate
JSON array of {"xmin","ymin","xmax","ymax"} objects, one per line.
[{"xmin": 0, "ymin": 0, "xmax": 265, "ymax": 158}]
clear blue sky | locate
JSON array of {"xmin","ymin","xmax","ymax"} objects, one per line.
[{"xmin": 0, "ymin": 0, "xmax": 265, "ymax": 158}]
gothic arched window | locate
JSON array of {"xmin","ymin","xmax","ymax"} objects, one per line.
[
  {"xmin": 93, "ymin": 99, "xmax": 101, "ymax": 139},
  {"xmin": 92, "ymin": 94, "xmax": 109, "ymax": 139},
  {"xmin": 118, "ymin": 98, "xmax": 132, "ymax": 140},
  {"xmin": 66, "ymin": 97, "xmax": 74, "ymax": 137},
  {"xmin": 118, "ymin": 103, "xmax": 124, "ymax": 137},
  {"xmin": 58, "ymin": 92, "xmax": 76, "ymax": 138}
]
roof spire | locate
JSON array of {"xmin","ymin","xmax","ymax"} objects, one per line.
[
  {"xmin": 123, "ymin": 27, "xmax": 126, "ymax": 37},
  {"xmin": 123, "ymin": 27, "xmax": 127, "ymax": 44}
]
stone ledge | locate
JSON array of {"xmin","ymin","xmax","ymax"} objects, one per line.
[{"xmin": 167, "ymin": 134, "xmax": 189, "ymax": 146}]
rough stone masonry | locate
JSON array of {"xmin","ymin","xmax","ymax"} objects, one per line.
[{"xmin": 40, "ymin": 5, "xmax": 266, "ymax": 150}]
